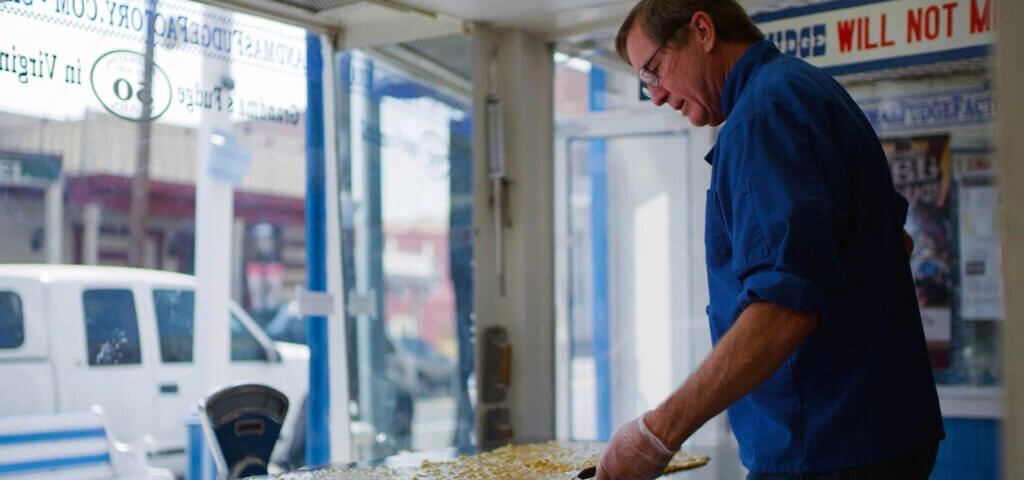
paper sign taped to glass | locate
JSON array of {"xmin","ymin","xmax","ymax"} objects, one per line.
[
  {"xmin": 883, "ymin": 134, "xmax": 953, "ymax": 368},
  {"xmin": 207, "ymin": 129, "xmax": 252, "ymax": 185}
]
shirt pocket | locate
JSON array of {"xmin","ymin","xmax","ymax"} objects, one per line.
[
  {"xmin": 731, "ymin": 183, "xmax": 771, "ymax": 274},
  {"xmin": 705, "ymin": 189, "xmax": 732, "ymax": 268}
]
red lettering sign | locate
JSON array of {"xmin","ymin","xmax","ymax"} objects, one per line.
[
  {"xmin": 838, "ymin": 18, "xmax": 856, "ymax": 52},
  {"xmin": 942, "ymin": 2, "xmax": 958, "ymax": 38},
  {"xmin": 924, "ymin": 6, "xmax": 940, "ymax": 40},
  {"xmin": 881, "ymin": 13, "xmax": 896, "ymax": 46},
  {"xmin": 908, "ymin": 8, "xmax": 923, "ymax": 43},
  {"xmin": 909, "ymin": 3, "xmax": 956, "ymax": 43},
  {"xmin": 865, "ymin": 16, "xmax": 879, "ymax": 49},
  {"xmin": 971, "ymin": 0, "xmax": 992, "ymax": 34}
]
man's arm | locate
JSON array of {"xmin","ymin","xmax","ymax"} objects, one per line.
[{"xmin": 645, "ymin": 301, "xmax": 817, "ymax": 449}]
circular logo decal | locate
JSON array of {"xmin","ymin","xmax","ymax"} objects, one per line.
[{"xmin": 90, "ymin": 50, "xmax": 173, "ymax": 122}]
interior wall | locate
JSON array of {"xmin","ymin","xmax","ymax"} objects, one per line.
[{"xmin": 997, "ymin": 0, "xmax": 1024, "ymax": 476}]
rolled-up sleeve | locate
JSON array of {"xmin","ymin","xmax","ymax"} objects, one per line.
[{"xmin": 718, "ymin": 105, "xmax": 846, "ymax": 318}]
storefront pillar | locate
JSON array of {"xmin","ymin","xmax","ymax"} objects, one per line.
[{"xmin": 82, "ymin": 202, "xmax": 101, "ymax": 266}]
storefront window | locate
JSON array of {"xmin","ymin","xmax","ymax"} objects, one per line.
[
  {"xmin": 337, "ymin": 49, "xmax": 474, "ymax": 461},
  {"xmin": 1, "ymin": 0, "xmax": 311, "ymax": 473},
  {"xmin": 846, "ymin": 77, "xmax": 999, "ymax": 386},
  {"xmin": 0, "ymin": 0, "xmax": 309, "ymax": 311}
]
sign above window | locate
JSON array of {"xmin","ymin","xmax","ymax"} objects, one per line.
[
  {"xmin": 0, "ymin": 152, "xmax": 62, "ymax": 186},
  {"xmin": 753, "ymin": 0, "xmax": 995, "ymax": 76}
]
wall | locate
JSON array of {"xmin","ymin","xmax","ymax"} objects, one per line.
[{"xmin": 0, "ymin": 192, "xmax": 48, "ymax": 264}]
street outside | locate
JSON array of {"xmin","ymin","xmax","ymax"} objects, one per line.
[{"xmin": 411, "ymin": 395, "xmax": 458, "ymax": 451}]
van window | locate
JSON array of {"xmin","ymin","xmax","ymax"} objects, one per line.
[
  {"xmin": 0, "ymin": 292, "xmax": 25, "ymax": 349},
  {"xmin": 231, "ymin": 313, "xmax": 268, "ymax": 361},
  {"xmin": 83, "ymin": 290, "xmax": 142, "ymax": 366},
  {"xmin": 154, "ymin": 289, "xmax": 195, "ymax": 363}
]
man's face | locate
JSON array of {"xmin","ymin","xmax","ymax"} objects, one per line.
[{"xmin": 625, "ymin": 21, "xmax": 726, "ymax": 127}]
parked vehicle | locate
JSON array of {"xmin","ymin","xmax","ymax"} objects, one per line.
[
  {"xmin": 395, "ymin": 336, "xmax": 455, "ymax": 397},
  {"xmin": 0, "ymin": 265, "xmax": 309, "ymax": 476},
  {"xmin": 263, "ymin": 300, "xmax": 416, "ymax": 461}
]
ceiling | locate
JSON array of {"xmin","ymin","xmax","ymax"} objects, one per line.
[
  {"xmin": 195, "ymin": 0, "xmax": 855, "ymax": 103},
  {"xmin": 201, "ymin": 0, "xmax": 988, "ymax": 103},
  {"xmin": 202, "ymin": 0, "xmax": 834, "ymax": 46}
]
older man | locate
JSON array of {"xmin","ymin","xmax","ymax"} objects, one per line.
[{"xmin": 596, "ymin": 1, "xmax": 944, "ymax": 479}]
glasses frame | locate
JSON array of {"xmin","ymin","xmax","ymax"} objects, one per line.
[
  {"xmin": 637, "ymin": 18, "xmax": 693, "ymax": 89},
  {"xmin": 638, "ymin": 44, "xmax": 664, "ymax": 88}
]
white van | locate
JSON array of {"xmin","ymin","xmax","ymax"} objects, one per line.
[{"xmin": 0, "ymin": 264, "xmax": 309, "ymax": 475}]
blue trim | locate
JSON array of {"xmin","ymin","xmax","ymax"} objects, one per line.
[
  {"xmin": 0, "ymin": 454, "xmax": 110, "ymax": 474},
  {"xmin": 368, "ymin": 60, "xmax": 468, "ymax": 111},
  {"xmin": 589, "ymin": 67, "xmax": 606, "ymax": 112},
  {"xmin": 587, "ymin": 66, "xmax": 613, "ymax": 442},
  {"xmin": 589, "ymin": 144, "xmax": 611, "ymax": 442},
  {"xmin": 305, "ymin": 31, "xmax": 330, "ymax": 466},
  {"xmin": 822, "ymin": 45, "xmax": 991, "ymax": 76},
  {"xmin": 932, "ymin": 418, "xmax": 1000, "ymax": 480},
  {"xmin": 185, "ymin": 414, "xmax": 217, "ymax": 480},
  {"xmin": 750, "ymin": 0, "xmax": 890, "ymax": 23},
  {"xmin": 0, "ymin": 428, "xmax": 105, "ymax": 445}
]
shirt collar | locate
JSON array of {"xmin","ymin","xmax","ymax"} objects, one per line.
[
  {"xmin": 720, "ymin": 39, "xmax": 779, "ymax": 118},
  {"xmin": 704, "ymin": 146, "xmax": 716, "ymax": 165}
]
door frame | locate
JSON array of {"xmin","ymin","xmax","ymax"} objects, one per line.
[{"xmin": 554, "ymin": 109, "xmax": 702, "ymax": 440}]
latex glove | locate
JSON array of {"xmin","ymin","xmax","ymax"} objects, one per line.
[{"xmin": 595, "ymin": 412, "xmax": 675, "ymax": 480}]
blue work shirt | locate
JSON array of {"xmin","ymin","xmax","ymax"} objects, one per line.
[{"xmin": 704, "ymin": 40, "xmax": 944, "ymax": 474}]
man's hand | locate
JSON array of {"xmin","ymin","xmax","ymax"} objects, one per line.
[
  {"xmin": 595, "ymin": 413, "xmax": 675, "ymax": 480},
  {"xmin": 593, "ymin": 302, "xmax": 816, "ymax": 479}
]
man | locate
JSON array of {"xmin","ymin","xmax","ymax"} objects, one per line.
[{"xmin": 596, "ymin": 1, "xmax": 944, "ymax": 479}]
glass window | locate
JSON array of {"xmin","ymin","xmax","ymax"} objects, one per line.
[
  {"xmin": 153, "ymin": 289, "xmax": 194, "ymax": 363},
  {"xmin": 338, "ymin": 48, "xmax": 474, "ymax": 461},
  {"xmin": 2, "ymin": 0, "xmax": 309, "ymax": 469},
  {"xmin": 845, "ymin": 81, "xmax": 1001, "ymax": 387},
  {"xmin": 83, "ymin": 289, "xmax": 142, "ymax": 366},
  {"xmin": 0, "ymin": 292, "xmax": 25, "ymax": 349},
  {"xmin": 231, "ymin": 313, "xmax": 267, "ymax": 361}
]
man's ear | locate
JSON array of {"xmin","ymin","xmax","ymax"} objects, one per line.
[{"xmin": 690, "ymin": 12, "xmax": 716, "ymax": 53}]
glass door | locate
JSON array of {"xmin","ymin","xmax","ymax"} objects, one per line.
[{"xmin": 555, "ymin": 110, "xmax": 737, "ymax": 462}]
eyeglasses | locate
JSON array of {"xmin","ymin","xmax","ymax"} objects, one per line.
[
  {"xmin": 638, "ymin": 17, "xmax": 692, "ymax": 88},
  {"xmin": 638, "ymin": 43, "xmax": 665, "ymax": 88}
]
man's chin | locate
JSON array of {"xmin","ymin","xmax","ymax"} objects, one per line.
[
  {"xmin": 687, "ymin": 112, "xmax": 725, "ymax": 128},
  {"xmin": 684, "ymin": 113, "xmax": 708, "ymax": 127}
]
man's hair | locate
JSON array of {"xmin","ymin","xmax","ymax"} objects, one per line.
[{"xmin": 615, "ymin": 0, "xmax": 764, "ymax": 64}]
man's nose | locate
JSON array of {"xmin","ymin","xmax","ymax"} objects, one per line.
[{"xmin": 648, "ymin": 86, "xmax": 670, "ymax": 106}]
